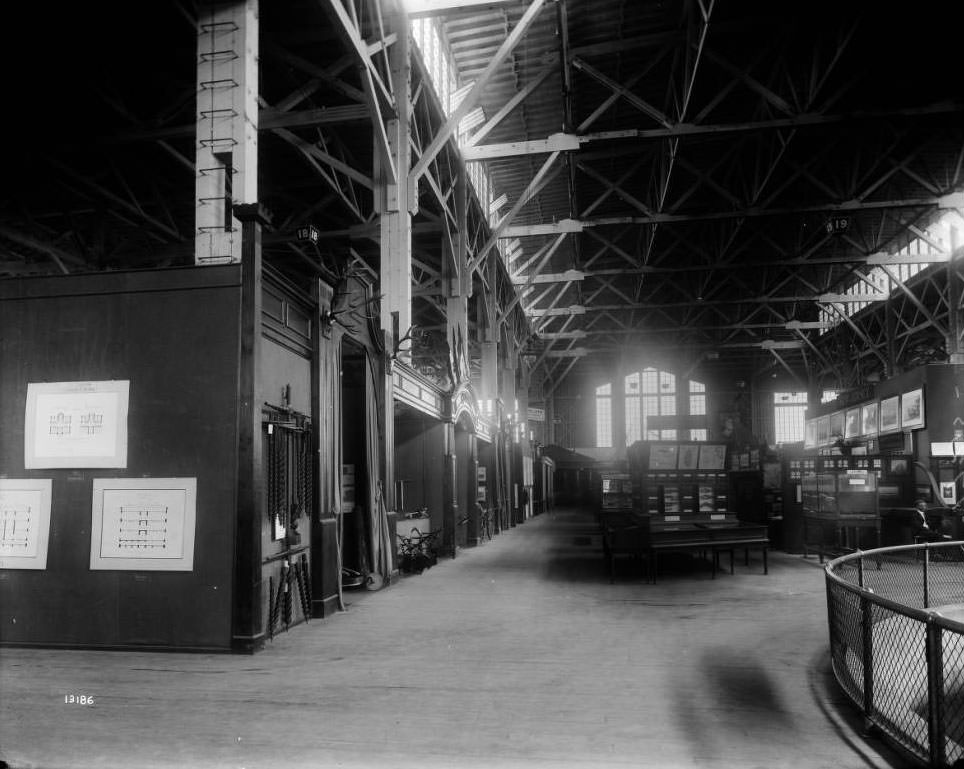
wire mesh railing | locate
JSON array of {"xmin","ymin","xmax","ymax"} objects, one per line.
[{"xmin": 826, "ymin": 541, "xmax": 964, "ymax": 767}]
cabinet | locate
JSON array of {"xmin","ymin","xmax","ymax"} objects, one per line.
[
  {"xmin": 599, "ymin": 471, "xmax": 633, "ymax": 512},
  {"xmin": 801, "ymin": 454, "xmax": 911, "ymax": 560}
]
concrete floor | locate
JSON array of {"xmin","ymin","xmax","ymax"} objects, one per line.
[{"xmin": 0, "ymin": 507, "xmax": 909, "ymax": 769}]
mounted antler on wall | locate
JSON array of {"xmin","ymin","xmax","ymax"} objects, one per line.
[{"xmin": 321, "ymin": 255, "xmax": 381, "ymax": 336}]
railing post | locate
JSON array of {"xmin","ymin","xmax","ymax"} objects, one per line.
[
  {"xmin": 923, "ymin": 545, "xmax": 930, "ymax": 609},
  {"xmin": 861, "ymin": 593, "xmax": 875, "ymax": 727},
  {"xmin": 857, "ymin": 552, "xmax": 864, "ymax": 588},
  {"xmin": 926, "ymin": 617, "xmax": 947, "ymax": 767}
]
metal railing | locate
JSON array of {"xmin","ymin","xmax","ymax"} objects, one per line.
[{"xmin": 825, "ymin": 542, "xmax": 964, "ymax": 767}]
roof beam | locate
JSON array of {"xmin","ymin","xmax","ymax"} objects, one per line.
[
  {"xmin": 410, "ymin": 0, "xmax": 549, "ymax": 184},
  {"xmin": 462, "ymin": 132, "xmax": 580, "ymax": 160}
]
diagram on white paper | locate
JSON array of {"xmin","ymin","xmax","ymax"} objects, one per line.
[
  {"xmin": 0, "ymin": 480, "xmax": 52, "ymax": 569},
  {"xmin": 99, "ymin": 489, "xmax": 186, "ymax": 560},
  {"xmin": 0, "ymin": 493, "xmax": 38, "ymax": 558}
]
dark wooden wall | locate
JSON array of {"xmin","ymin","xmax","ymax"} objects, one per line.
[{"xmin": 0, "ymin": 267, "xmax": 242, "ymax": 650}]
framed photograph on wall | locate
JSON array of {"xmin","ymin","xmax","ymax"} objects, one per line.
[
  {"xmin": 879, "ymin": 396, "xmax": 900, "ymax": 433},
  {"xmin": 816, "ymin": 415, "xmax": 831, "ymax": 446},
  {"xmin": 829, "ymin": 411, "xmax": 845, "ymax": 443},
  {"xmin": 844, "ymin": 408, "xmax": 861, "ymax": 440},
  {"xmin": 861, "ymin": 402, "xmax": 879, "ymax": 437},
  {"xmin": 900, "ymin": 388, "xmax": 924, "ymax": 430}
]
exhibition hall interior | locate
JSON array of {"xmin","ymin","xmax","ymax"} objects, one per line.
[{"xmin": 1, "ymin": 1, "xmax": 963, "ymax": 767}]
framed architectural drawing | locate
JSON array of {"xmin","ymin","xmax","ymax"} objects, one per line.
[
  {"xmin": 900, "ymin": 389, "xmax": 924, "ymax": 430},
  {"xmin": 879, "ymin": 396, "xmax": 900, "ymax": 433},
  {"xmin": 89, "ymin": 478, "xmax": 197, "ymax": 571},
  {"xmin": 861, "ymin": 402, "xmax": 879, "ymax": 437},
  {"xmin": 25, "ymin": 380, "xmax": 130, "ymax": 469},
  {"xmin": 0, "ymin": 479, "xmax": 53, "ymax": 570}
]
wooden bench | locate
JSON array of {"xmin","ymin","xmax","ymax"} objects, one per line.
[{"xmin": 601, "ymin": 512, "xmax": 769, "ymax": 583}]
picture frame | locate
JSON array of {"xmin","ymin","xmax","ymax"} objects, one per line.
[
  {"xmin": 677, "ymin": 443, "xmax": 699, "ymax": 470},
  {"xmin": 844, "ymin": 408, "xmax": 861, "ymax": 440},
  {"xmin": 0, "ymin": 478, "xmax": 53, "ymax": 570},
  {"xmin": 879, "ymin": 395, "xmax": 900, "ymax": 433},
  {"xmin": 888, "ymin": 457, "xmax": 908, "ymax": 475},
  {"xmin": 829, "ymin": 411, "xmax": 845, "ymax": 443},
  {"xmin": 89, "ymin": 477, "xmax": 197, "ymax": 572},
  {"xmin": 900, "ymin": 388, "xmax": 924, "ymax": 430},
  {"xmin": 649, "ymin": 443, "xmax": 679, "ymax": 470},
  {"xmin": 24, "ymin": 380, "xmax": 130, "ymax": 469},
  {"xmin": 697, "ymin": 444, "xmax": 727, "ymax": 470},
  {"xmin": 861, "ymin": 402, "xmax": 879, "ymax": 437},
  {"xmin": 816, "ymin": 415, "xmax": 831, "ymax": 446}
]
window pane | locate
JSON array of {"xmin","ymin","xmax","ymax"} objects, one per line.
[
  {"xmin": 625, "ymin": 372, "xmax": 640, "ymax": 394},
  {"xmin": 689, "ymin": 394, "xmax": 706, "ymax": 416},
  {"xmin": 689, "ymin": 429, "xmax": 708, "ymax": 441},
  {"xmin": 690, "ymin": 380, "xmax": 705, "ymax": 393},
  {"xmin": 660, "ymin": 429, "xmax": 677, "ymax": 440},
  {"xmin": 643, "ymin": 395, "xmax": 659, "ymax": 416},
  {"xmin": 660, "ymin": 371, "xmax": 676, "ymax": 393},
  {"xmin": 596, "ymin": 396, "xmax": 612, "ymax": 448},
  {"xmin": 625, "ymin": 396, "xmax": 641, "ymax": 445},
  {"xmin": 774, "ymin": 391, "xmax": 808, "ymax": 405},
  {"xmin": 774, "ymin": 405, "xmax": 806, "ymax": 443},
  {"xmin": 660, "ymin": 395, "xmax": 676, "ymax": 416},
  {"xmin": 642, "ymin": 368, "xmax": 658, "ymax": 393},
  {"xmin": 596, "ymin": 383, "xmax": 611, "ymax": 396}
]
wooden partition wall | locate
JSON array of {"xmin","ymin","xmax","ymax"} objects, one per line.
[{"xmin": 0, "ymin": 266, "xmax": 243, "ymax": 650}]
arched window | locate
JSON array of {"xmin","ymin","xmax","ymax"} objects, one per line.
[{"xmin": 596, "ymin": 384, "xmax": 612, "ymax": 448}]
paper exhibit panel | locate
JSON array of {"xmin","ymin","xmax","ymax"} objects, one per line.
[
  {"xmin": 90, "ymin": 478, "xmax": 197, "ymax": 571},
  {"xmin": 0, "ymin": 479, "xmax": 53, "ymax": 569},
  {"xmin": 25, "ymin": 380, "xmax": 130, "ymax": 468}
]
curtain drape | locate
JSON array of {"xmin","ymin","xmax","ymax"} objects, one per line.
[
  {"xmin": 318, "ymin": 334, "xmax": 343, "ymax": 516},
  {"xmin": 365, "ymin": 353, "xmax": 393, "ymax": 588}
]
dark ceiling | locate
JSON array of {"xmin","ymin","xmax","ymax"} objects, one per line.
[{"xmin": 2, "ymin": 0, "xmax": 962, "ymax": 391}]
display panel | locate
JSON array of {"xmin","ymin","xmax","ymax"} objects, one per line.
[
  {"xmin": 0, "ymin": 479, "xmax": 53, "ymax": 570},
  {"xmin": 844, "ymin": 408, "xmax": 861, "ymax": 440},
  {"xmin": 25, "ymin": 380, "xmax": 130, "ymax": 468},
  {"xmin": 861, "ymin": 402, "xmax": 879, "ymax": 437},
  {"xmin": 879, "ymin": 396, "xmax": 899, "ymax": 433},
  {"xmin": 697, "ymin": 444, "xmax": 726, "ymax": 470},
  {"xmin": 677, "ymin": 444, "xmax": 699, "ymax": 470},
  {"xmin": 89, "ymin": 478, "xmax": 197, "ymax": 571},
  {"xmin": 900, "ymin": 389, "xmax": 924, "ymax": 429},
  {"xmin": 649, "ymin": 444, "xmax": 678, "ymax": 470}
]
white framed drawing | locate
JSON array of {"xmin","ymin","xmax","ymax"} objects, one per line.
[
  {"xmin": 90, "ymin": 478, "xmax": 197, "ymax": 571},
  {"xmin": 900, "ymin": 388, "xmax": 924, "ymax": 430},
  {"xmin": 25, "ymin": 380, "xmax": 130, "ymax": 468},
  {"xmin": 0, "ymin": 479, "xmax": 53, "ymax": 570}
]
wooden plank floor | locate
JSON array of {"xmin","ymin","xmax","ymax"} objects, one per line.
[{"xmin": 0, "ymin": 507, "xmax": 905, "ymax": 769}]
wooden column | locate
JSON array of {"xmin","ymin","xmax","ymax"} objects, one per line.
[
  {"xmin": 233, "ymin": 202, "xmax": 270, "ymax": 652},
  {"xmin": 441, "ymin": 420, "xmax": 458, "ymax": 557},
  {"xmin": 195, "ymin": 0, "xmax": 258, "ymax": 265},
  {"xmin": 379, "ymin": 6, "xmax": 413, "ymax": 360}
]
